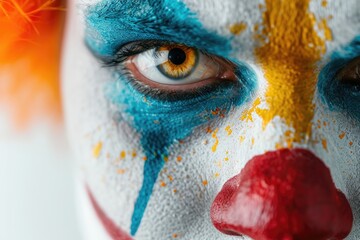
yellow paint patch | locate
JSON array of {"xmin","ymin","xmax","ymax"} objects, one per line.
[
  {"xmin": 163, "ymin": 156, "xmax": 169, "ymax": 162},
  {"xmin": 229, "ymin": 22, "xmax": 247, "ymax": 35},
  {"xmin": 239, "ymin": 135, "xmax": 245, "ymax": 143},
  {"xmin": 225, "ymin": 125, "xmax": 232, "ymax": 136},
  {"xmin": 211, "ymin": 128, "xmax": 219, "ymax": 152},
  {"xmin": 92, "ymin": 142, "xmax": 103, "ymax": 159},
  {"xmin": 254, "ymin": 0, "xmax": 332, "ymax": 145}
]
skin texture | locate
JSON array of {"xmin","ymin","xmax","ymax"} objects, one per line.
[{"xmin": 62, "ymin": 0, "xmax": 360, "ymax": 239}]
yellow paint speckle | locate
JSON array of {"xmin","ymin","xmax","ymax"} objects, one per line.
[
  {"xmin": 224, "ymin": 157, "xmax": 229, "ymax": 162},
  {"xmin": 251, "ymin": 137, "xmax": 255, "ymax": 146},
  {"xmin": 120, "ymin": 151, "xmax": 126, "ymax": 159},
  {"xmin": 321, "ymin": 0, "xmax": 328, "ymax": 7},
  {"xmin": 229, "ymin": 22, "xmax": 247, "ymax": 35},
  {"xmin": 240, "ymin": 97, "xmax": 261, "ymax": 122},
  {"xmin": 211, "ymin": 128, "xmax": 219, "ymax": 152},
  {"xmin": 92, "ymin": 142, "xmax": 103, "ymax": 159},
  {"xmin": 163, "ymin": 156, "xmax": 169, "ymax": 162},
  {"xmin": 239, "ymin": 135, "xmax": 245, "ymax": 143},
  {"xmin": 225, "ymin": 125, "xmax": 232, "ymax": 136},
  {"xmin": 214, "ymin": 173, "xmax": 220, "ymax": 178},
  {"xmin": 131, "ymin": 151, "xmax": 137, "ymax": 158}
]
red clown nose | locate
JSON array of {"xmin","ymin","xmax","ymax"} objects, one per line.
[{"xmin": 211, "ymin": 149, "xmax": 353, "ymax": 240}]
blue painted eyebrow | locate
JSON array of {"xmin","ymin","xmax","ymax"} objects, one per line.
[{"xmin": 85, "ymin": 0, "xmax": 231, "ymax": 57}]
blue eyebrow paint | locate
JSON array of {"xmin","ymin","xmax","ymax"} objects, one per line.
[
  {"xmin": 106, "ymin": 61, "xmax": 256, "ymax": 235},
  {"xmin": 318, "ymin": 35, "xmax": 360, "ymax": 121},
  {"xmin": 85, "ymin": 0, "xmax": 231, "ymax": 57}
]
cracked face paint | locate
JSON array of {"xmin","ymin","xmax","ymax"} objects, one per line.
[{"xmin": 62, "ymin": 0, "xmax": 360, "ymax": 239}]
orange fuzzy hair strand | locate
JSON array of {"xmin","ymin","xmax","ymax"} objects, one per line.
[{"xmin": 0, "ymin": 0, "xmax": 66, "ymax": 128}]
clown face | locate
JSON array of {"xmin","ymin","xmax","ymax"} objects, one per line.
[{"xmin": 62, "ymin": 0, "xmax": 360, "ymax": 239}]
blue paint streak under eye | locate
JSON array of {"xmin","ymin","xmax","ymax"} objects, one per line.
[
  {"xmin": 106, "ymin": 62, "xmax": 257, "ymax": 235},
  {"xmin": 85, "ymin": 0, "xmax": 231, "ymax": 57},
  {"xmin": 318, "ymin": 35, "xmax": 360, "ymax": 120},
  {"xmin": 87, "ymin": 0, "xmax": 256, "ymax": 235}
]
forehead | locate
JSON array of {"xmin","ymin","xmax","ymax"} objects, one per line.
[{"xmin": 79, "ymin": 0, "xmax": 360, "ymax": 42}]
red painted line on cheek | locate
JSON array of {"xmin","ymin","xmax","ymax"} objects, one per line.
[{"xmin": 87, "ymin": 187, "xmax": 133, "ymax": 240}]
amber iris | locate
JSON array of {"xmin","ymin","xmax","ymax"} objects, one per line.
[{"xmin": 156, "ymin": 45, "xmax": 198, "ymax": 80}]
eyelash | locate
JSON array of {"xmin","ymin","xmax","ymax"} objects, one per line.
[{"xmin": 100, "ymin": 40, "xmax": 234, "ymax": 102}]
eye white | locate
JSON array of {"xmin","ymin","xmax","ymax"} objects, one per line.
[{"xmin": 132, "ymin": 48, "xmax": 221, "ymax": 85}]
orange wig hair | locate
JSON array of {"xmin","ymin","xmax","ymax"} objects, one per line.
[{"xmin": 0, "ymin": 0, "xmax": 66, "ymax": 127}]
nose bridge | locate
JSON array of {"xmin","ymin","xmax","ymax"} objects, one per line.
[{"xmin": 251, "ymin": 0, "xmax": 333, "ymax": 146}]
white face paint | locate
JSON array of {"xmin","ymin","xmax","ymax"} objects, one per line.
[{"xmin": 62, "ymin": 0, "xmax": 360, "ymax": 239}]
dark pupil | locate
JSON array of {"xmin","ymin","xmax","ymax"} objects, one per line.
[{"xmin": 168, "ymin": 48, "xmax": 187, "ymax": 65}]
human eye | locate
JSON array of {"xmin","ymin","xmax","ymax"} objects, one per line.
[
  {"xmin": 336, "ymin": 56, "xmax": 360, "ymax": 93},
  {"xmin": 103, "ymin": 41, "xmax": 237, "ymax": 101},
  {"xmin": 318, "ymin": 53, "xmax": 360, "ymax": 121}
]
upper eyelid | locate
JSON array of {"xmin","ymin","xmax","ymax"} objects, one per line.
[{"xmin": 95, "ymin": 40, "xmax": 229, "ymax": 68}]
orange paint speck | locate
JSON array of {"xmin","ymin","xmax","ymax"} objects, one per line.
[
  {"xmin": 176, "ymin": 156, "xmax": 182, "ymax": 162},
  {"xmin": 349, "ymin": 142, "xmax": 353, "ymax": 147},
  {"xmin": 321, "ymin": 139, "xmax": 328, "ymax": 151},
  {"xmin": 202, "ymin": 180, "xmax": 208, "ymax": 186},
  {"xmin": 172, "ymin": 233, "xmax": 178, "ymax": 238},
  {"xmin": 142, "ymin": 156, "xmax": 147, "ymax": 161},
  {"xmin": 168, "ymin": 175, "xmax": 174, "ymax": 182},
  {"xmin": 339, "ymin": 132, "xmax": 346, "ymax": 140},
  {"xmin": 117, "ymin": 169, "xmax": 126, "ymax": 174},
  {"xmin": 163, "ymin": 156, "xmax": 169, "ymax": 162},
  {"xmin": 160, "ymin": 181, "xmax": 166, "ymax": 187}
]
